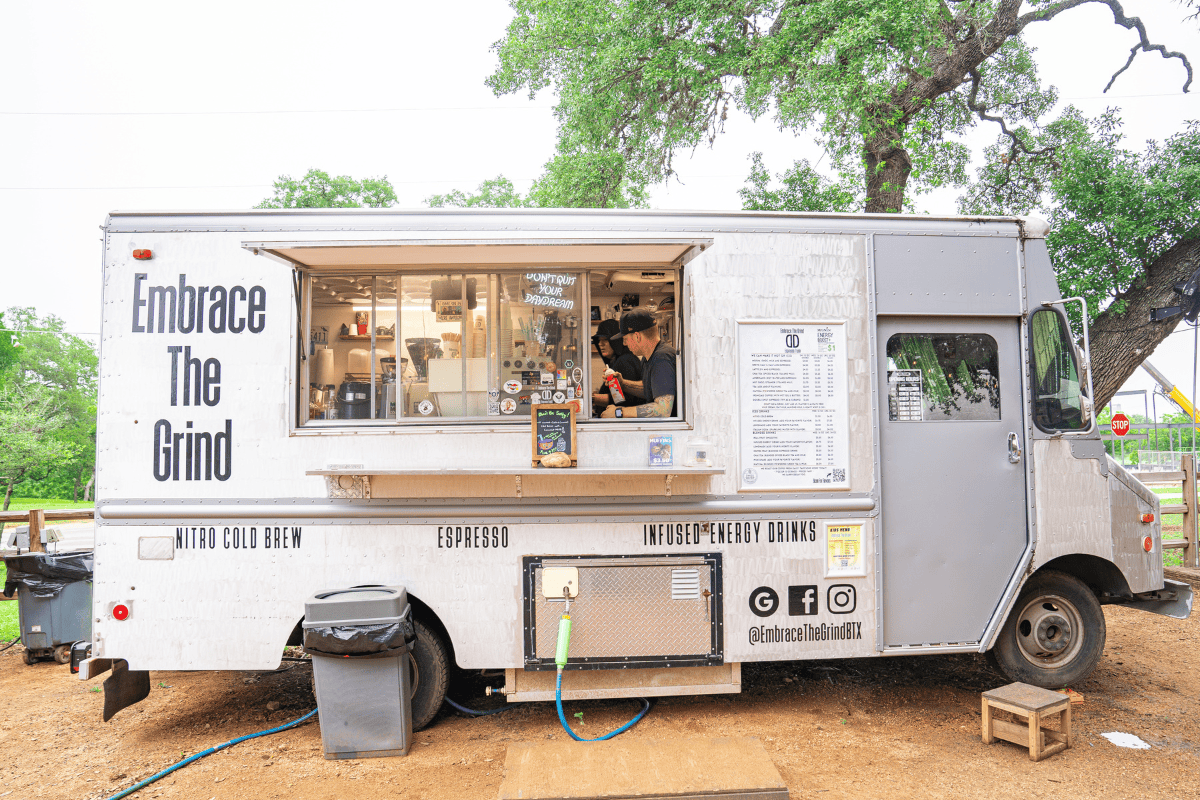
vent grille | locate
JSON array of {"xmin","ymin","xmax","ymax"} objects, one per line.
[{"xmin": 671, "ymin": 569, "xmax": 701, "ymax": 600}]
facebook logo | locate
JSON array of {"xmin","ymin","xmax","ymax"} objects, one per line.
[{"xmin": 788, "ymin": 585, "xmax": 819, "ymax": 616}]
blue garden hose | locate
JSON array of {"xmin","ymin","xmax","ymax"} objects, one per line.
[
  {"xmin": 444, "ymin": 696, "xmax": 511, "ymax": 716},
  {"xmin": 555, "ymin": 672, "xmax": 650, "ymax": 742},
  {"xmin": 554, "ymin": 608, "xmax": 650, "ymax": 741},
  {"xmin": 105, "ymin": 708, "xmax": 317, "ymax": 800}
]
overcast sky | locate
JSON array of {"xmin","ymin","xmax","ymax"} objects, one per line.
[{"xmin": 2, "ymin": 0, "xmax": 1198, "ymax": 418}]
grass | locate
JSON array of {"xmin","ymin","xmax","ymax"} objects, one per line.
[
  {"xmin": 4, "ymin": 497, "xmax": 94, "ymax": 512},
  {"xmin": 1151, "ymin": 485, "xmax": 1190, "ymax": 568},
  {"xmin": 0, "ymin": 563, "xmax": 17, "ymax": 640}
]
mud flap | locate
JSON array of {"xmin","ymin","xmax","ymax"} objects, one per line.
[
  {"xmin": 1122, "ymin": 579, "xmax": 1194, "ymax": 620},
  {"xmin": 102, "ymin": 659, "xmax": 150, "ymax": 722}
]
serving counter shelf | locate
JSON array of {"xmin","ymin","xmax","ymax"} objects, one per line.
[{"xmin": 306, "ymin": 467, "xmax": 725, "ymax": 499}]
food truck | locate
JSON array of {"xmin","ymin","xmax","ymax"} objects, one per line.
[{"xmin": 81, "ymin": 208, "xmax": 1192, "ymax": 728}]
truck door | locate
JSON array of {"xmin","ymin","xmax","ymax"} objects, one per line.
[{"xmin": 877, "ymin": 317, "xmax": 1027, "ymax": 646}]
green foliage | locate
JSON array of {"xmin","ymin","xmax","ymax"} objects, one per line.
[
  {"xmin": 739, "ymin": 152, "xmax": 861, "ymax": 213},
  {"xmin": 488, "ymin": 0, "xmax": 1109, "ymax": 210},
  {"xmin": 427, "ymin": 150, "xmax": 648, "ymax": 210},
  {"xmin": 0, "ymin": 308, "xmax": 98, "ymax": 507},
  {"xmin": 527, "ymin": 144, "xmax": 649, "ymax": 208},
  {"xmin": 256, "ymin": 169, "xmax": 398, "ymax": 209},
  {"xmin": 0, "ymin": 312, "xmax": 17, "ymax": 387},
  {"xmin": 961, "ymin": 111, "xmax": 1200, "ymax": 323},
  {"xmin": 427, "ymin": 175, "xmax": 528, "ymax": 208}
]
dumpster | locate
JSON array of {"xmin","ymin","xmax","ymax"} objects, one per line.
[
  {"xmin": 3, "ymin": 551, "xmax": 93, "ymax": 665},
  {"xmin": 303, "ymin": 585, "xmax": 416, "ymax": 759}
]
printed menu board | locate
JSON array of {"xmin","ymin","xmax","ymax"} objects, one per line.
[{"xmin": 737, "ymin": 321, "xmax": 849, "ymax": 491}]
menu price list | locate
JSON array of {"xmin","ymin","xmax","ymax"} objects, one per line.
[{"xmin": 738, "ymin": 323, "xmax": 850, "ymax": 491}]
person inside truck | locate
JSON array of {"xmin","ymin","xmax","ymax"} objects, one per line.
[
  {"xmin": 591, "ymin": 318, "xmax": 645, "ymax": 413},
  {"xmin": 600, "ymin": 308, "xmax": 676, "ymax": 418}
]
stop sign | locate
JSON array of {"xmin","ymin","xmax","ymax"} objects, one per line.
[{"xmin": 1111, "ymin": 413, "xmax": 1131, "ymax": 437}]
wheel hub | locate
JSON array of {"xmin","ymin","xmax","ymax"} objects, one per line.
[
  {"xmin": 1033, "ymin": 613, "xmax": 1072, "ymax": 654},
  {"xmin": 1016, "ymin": 597, "xmax": 1083, "ymax": 665}
]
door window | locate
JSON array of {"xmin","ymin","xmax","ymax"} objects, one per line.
[
  {"xmin": 1029, "ymin": 308, "xmax": 1087, "ymax": 431},
  {"xmin": 886, "ymin": 334, "xmax": 1001, "ymax": 421}
]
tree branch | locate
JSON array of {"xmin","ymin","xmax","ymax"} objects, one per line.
[
  {"xmin": 964, "ymin": 69, "xmax": 1059, "ymax": 165},
  {"xmin": 1098, "ymin": 0, "xmax": 1193, "ymax": 93},
  {"xmin": 1012, "ymin": 0, "xmax": 1192, "ymax": 92}
]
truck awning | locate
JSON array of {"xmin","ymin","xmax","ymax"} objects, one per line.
[{"xmin": 242, "ymin": 239, "xmax": 705, "ymax": 269}]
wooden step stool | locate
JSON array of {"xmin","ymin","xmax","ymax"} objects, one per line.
[{"xmin": 982, "ymin": 682, "xmax": 1072, "ymax": 762}]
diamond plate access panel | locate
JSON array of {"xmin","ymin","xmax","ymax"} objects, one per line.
[{"xmin": 522, "ymin": 554, "xmax": 724, "ymax": 670}]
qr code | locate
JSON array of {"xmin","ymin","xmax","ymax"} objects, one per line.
[{"xmin": 832, "ymin": 468, "xmax": 846, "ymax": 482}]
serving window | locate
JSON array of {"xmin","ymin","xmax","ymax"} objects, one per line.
[{"xmin": 300, "ymin": 267, "xmax": 680, "ymax": 426}]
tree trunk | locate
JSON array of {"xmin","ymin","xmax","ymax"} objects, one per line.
[
  {"xmin": 84, "ymin": 472, "xmax": 95, "ymax": 503},
  {"xmin": 1090, "ymin": 237, "xmax": 1200, "ymax": 409},
  {"xmin": 863, "ymin": 137, "xmax": 912, "ymax": 214},
  {"xmin": 3, "ymin": 478, "xmax": 13, "ymax": 512},
  {"xmin": 73, "ymin": 472, "xmax": 80, "ymax": 503}
]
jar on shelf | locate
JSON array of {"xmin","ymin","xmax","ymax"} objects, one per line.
[{"xmin": 685, "ymin": 436, "xmax": 713, "ymax": 467}]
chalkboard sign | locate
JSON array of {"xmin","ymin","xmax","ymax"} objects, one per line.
[{"xmin": 531, "ymin": 404, "xmax": 577, "ymax": 467}]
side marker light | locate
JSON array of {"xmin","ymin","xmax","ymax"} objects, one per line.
[
  {"xmin": 1143, "ymin": 536, "xmax": 1154, "ymax": 553},
  {"xmin": 112, "ymin": 604, "xmax": 130, "ymax": 621},
  {"xmin": 132, "ymin": 249, "xmax": 153, "ymax": 260},
  {"xmin": 1142, "ymin": 513, "xmax": 1155, "ymax": 523}
]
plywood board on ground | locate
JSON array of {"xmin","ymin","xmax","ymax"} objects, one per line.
[{"xmin": 498, "ymin": 736, "xmax": 789, "ymax": 800}]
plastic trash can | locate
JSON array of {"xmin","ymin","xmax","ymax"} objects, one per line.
[
  {"xmin": 303, "ymin": 586, "xmax": 416, "ymax": 759},
  {"xmin": 3, "ymin": 551, "xmax": 93, "ymax": 665}
]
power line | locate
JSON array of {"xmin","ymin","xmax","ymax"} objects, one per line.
[
  {"xmin": 0, "ymin": 92, "xmax": 1190, "ymax": 118},
  {"xmin": 0, "ymin": 105, "xmax": 556, "ymax": 117}
]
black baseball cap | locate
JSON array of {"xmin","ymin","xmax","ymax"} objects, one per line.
[
  {"xmin": 610, "ymin": 308, "xmax": 656, "ymax": 341},
  {"xmin": 592, "ymin": 318, "xmax": 620, "ymax": 347}
]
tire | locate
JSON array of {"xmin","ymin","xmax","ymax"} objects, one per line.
[
  {"xmin": 22, "ymin": 648, "xmax": 36, "ymax": 666},
  {"xmin": 409, "ymin": 618, "xmax": 449, "ymax": 731},
  {"xmin": 53, "ymin": 644, "xmax": 72, "ymax": 665},
  {"xmin": 990, "ymin": 570, "xmax": 1105, "ymax": 688}
]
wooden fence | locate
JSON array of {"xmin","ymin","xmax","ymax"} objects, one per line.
[
  {"xmin": 1131, "ymin": 453, "xmax": 1200, "ymax": 568},
  {"xmin": 0, "ymin": 509, "xmax": 95, "ymax": 553}
]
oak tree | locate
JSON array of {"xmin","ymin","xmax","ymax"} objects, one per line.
[
  {"xmin": 961, "ymin": 111, "xmax": 1200, "ymax": 408},
  {"xmin": 489, "ymin": 0, "xmax": 1192, "ymax": 212},
  {"xmin": 257, "ymin": 169, "xmax": 397, "ymax": 208}
]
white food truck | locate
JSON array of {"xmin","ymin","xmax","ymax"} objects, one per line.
[{"xmin": 81, "ymin": 209, "xmax": 1191, "ymax": 728}]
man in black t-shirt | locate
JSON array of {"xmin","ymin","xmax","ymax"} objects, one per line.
[{"xmin": 600, "ymin": 308, "xmax": 677, "ymax": 419}]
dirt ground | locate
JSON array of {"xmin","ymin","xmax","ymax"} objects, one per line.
[{"xmin": 3, "ymin": 575, "xmax": 1199, "ymax": 800}]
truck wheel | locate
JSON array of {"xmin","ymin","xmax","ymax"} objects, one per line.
[
  {"xmin": 409, "ymin": 618, "xmax": 449, "ymax": 731},
  {"xmin": 53, "ymin": 644, "xmax": 72, "ymax": 664},
  {"xmin": 990, "ymin": 570, "xmax": 1105, "ymax": 688},
  {"xmin": 22, "ymin": 648, "xmax": 36, "ymax": 666}
]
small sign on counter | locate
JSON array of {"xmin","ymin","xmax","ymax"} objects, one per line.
[
  {"xmin": 531, "ymin": 404, "xmax": 577, "ymax": 467},
  {"xmin": 648, "ymin": 435, "xmax": 673, "ymax": 467}
]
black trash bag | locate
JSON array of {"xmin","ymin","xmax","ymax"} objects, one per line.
[
  {"xmin": 3, "ymin": 551, "xmax": 94, "ymax": 599},
  {"xmin": 303, "ymin": 606, "xmax": 416, "ymax": 657}
]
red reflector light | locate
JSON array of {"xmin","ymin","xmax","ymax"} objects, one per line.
[
  {"xmin": 1142, "ymin": 513, "xmax": 1155, "ymax": 523},
  {"xmin": 1143, "ymin": 537, "xmax": 1154, "ymax": 553},
  {"xmin": 132, "ymin": 249, "xmax": 152, "ymax": 260},
  {"xmin": 112, "ymin": 604, "xmax": 130, "ymax": 621}
]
